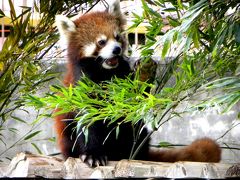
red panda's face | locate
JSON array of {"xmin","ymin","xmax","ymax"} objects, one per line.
[
  {"xmin": 56, "ymin": 10, "xmax": 126, "ymax": 70},
  {"xmin": 82, "ymin": 30, "xmax": 124, "ymax": 69}
]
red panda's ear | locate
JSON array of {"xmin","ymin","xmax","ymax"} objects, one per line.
[
  {"xmin": 107, "ymin": 0, "xmax": 125, "ymax": 26},
  {"xmin": 55, "ymin": 15, "xmax": 76, "ymax": 41},
  {"xmin": 107, "ymin": 0, "xmax": 121, "ymax": 17}
]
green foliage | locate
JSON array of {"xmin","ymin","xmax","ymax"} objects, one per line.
[
  {"xmin": 26, "ymin": 76, "xmax": 173, "ymax": 128},
  {"xmin": 139, "ymin": 0, "xmax": 240, "ymax": 107},
  {"xmin": 195, "ymin": 76, "xmax": 240, "ymax": 113},
  {"xmin": 0, "ymin": 0, "xmax": 93, "ymax": 160}
]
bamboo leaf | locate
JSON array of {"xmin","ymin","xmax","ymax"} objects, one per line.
[
  {"xmin": 34, "ymin": 1, "xmax": 40, "ymax": 13},
  {"xmin": 9, "ymin": 128, "xmax": 18, "ymax": 134},
  {"xmin": 177, "ymin": 0, "xmax": 183, "ymax": 9},
  {"xmin": 31, "ymin": 143, "xmax": 43, "ymax": 154},
  {"xmin": 11, "ymin": 116, "xmax": 27, "ymax": 124},
  {"xmin": 192, "ymin": 27, "xmax": 200, "ymax": 48},
  {"xmin": 158, "ymin": 141, "xmax": 173, "ymax": 148},
  {"xmin": 48, "ymin": 137, "xmax": 56, "ymax": 142},
  {"xmin": 0, "ymin": 9, "xmax": 5, "ymax": 17},
  {"xmin": 161, "ymin": 37, "xmax": 171, "ymax": 59},
  {"xmin": 180, "ymin": 6, "xmax": 205, "ymax": 32},
  {"xmin": 8, "ymin": 0, "xmax": 16, "ymax": 19},
  {"xmin": 24, "ymin": 131, "xmax": 42, "ymax": 140},
  {"xmin": 222, "ymin": 94, "xmax": 240, "ymax": 113}
]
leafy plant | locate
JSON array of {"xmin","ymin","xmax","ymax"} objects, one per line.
[
  {"xmin": 26, "ymin": 76, "xmax": 172, "ymax": 126},
  {"xmin": 136, "ymin": 0, "xmax": 240, "ymax": 107},
  {"xmin": 0, "ymin": 0, "xmax": 94, "ymax": 160},
  {"xmin": 194, "ymin": 76, "xmax": 240, "ymax": 114}
]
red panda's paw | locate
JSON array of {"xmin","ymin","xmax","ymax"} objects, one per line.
[{"xmin": 80, "ymin": 154, "xmax": 108, "ymax": 167}]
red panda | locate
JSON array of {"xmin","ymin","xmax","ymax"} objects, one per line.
[{"xmin": 55, "ymin": 0, "xmax": 221, "ymax": 167}]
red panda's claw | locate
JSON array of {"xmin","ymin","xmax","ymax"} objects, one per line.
[
  {"xmin": 80, "ymin": 154, "xmax": 108, "ymax": 167},
  {"xmin": 100, "ymin": 155, "xmax": 108, "ymax": 166},
  {"xmin": 80, "ymin": 154, "xmax": 87, "ymax": 162}
]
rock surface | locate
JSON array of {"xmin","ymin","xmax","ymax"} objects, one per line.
[{"xmin": 0, "ymin": 152, "xmax": 239, "ymax": 179}]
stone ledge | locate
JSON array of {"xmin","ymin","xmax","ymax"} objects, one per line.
[{"xmin": 0, "ymin": 152, "xmax": 239, "ymax": 179}]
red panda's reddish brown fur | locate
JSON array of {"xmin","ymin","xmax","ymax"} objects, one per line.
[
  {"xmin": 54, "ymin": 1, "xmax": 221, "ymax": 166},
  {"xmin": 63, "ymin": 11, "xmax": 126, "ymax": 87},
  {"xmin": 148, "ymin": 138, "xmax": 221, "ymax": 162}
]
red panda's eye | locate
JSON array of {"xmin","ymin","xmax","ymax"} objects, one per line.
[
  {"xmin": 98, "ymin": 40, "xmax": 106, "ymax": 46},
  {"xmin": 115, "ymin": 34, "xmax": 120, "ymax": 41}
]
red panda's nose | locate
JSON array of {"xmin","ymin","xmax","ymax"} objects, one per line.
[{"xmin": 113, "ymin": 46, "xmax": 121, "ymax": 55}]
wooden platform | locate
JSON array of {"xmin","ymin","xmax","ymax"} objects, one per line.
[{"xmin": 0, "ymin": 152, "xmax": 239, "ymax": 179}]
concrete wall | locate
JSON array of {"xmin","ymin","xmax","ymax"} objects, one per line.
[{"xmin": 151, "ymin": 103, "xmax": 240, "ymax": 163}]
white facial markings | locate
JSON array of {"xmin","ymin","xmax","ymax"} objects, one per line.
[
  {"xmin": 99, "ymin": 39, "xmax": 122, "ymax": 59},
  {"xmin": 100, "ymin": 39, "xmax": 122, "ymax": 69},
  {"xmin": 95, "ymin": 34, "xmax": 123, "ymax": 69},
  {"xmin": 83, "ymin": 43, "xmax": 97, "ymax": 57},
  {"xmin": 97, "ymin": 34, "xmax": 107, "ymax": 42}
]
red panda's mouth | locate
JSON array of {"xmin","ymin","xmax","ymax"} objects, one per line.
[
  {"xmin": 98, "ymin": 56, "xmax": 120, "ymax": 69},
  {"xmin": 105, "ymin": 57, "xmax": 119, "ymax": 67},
  {"xmin": 102, "ymin": 56, "xmax": 119, "ymax": 69}
]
